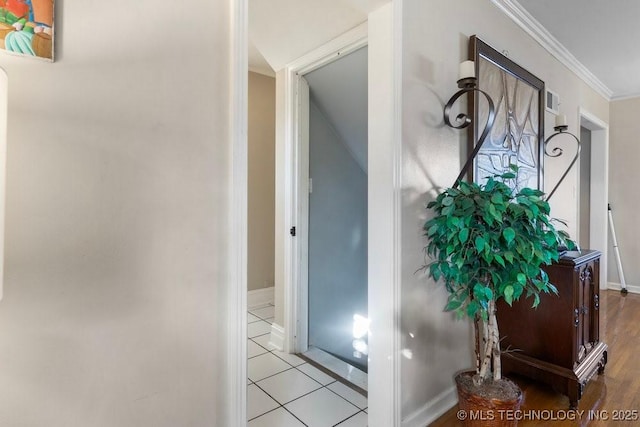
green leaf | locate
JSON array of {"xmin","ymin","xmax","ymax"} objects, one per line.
[
  {"xmin": 494, "ymin": 254, "xmax": 505, "ymax": 268},
  {"xmin": 484, "ymin": 287, "xmax": 494, "ymax": 300},
  {"xmin": 503, "ymin": 228, "xmax": 516, "ymax": 244},
  {"xmin": 531, "ymin": 293, "xmax": 541, "ymax": 308},
  {"xmin": 488, "ymin": 203, "xmax": 498, "ymax": 218},
  {"xmin": 442, "ymin": 196, "xmax": 454, "ymax": 206},
  {"xmin": 517, "ymin": 273, "xmax": 527, "ymax": 285},
  {"xmin": 475, "ymin": 236, "xmax": 485, "ymax": 252},
  {"xmin": 513, "ymin": 283, "xmax": 524, "ymax": 300},
  {"xmin": 445, "ymin": 297, "xmax": 464, "ymax": 312},
  {"xmin": 459, "ymin": 228, "xmax": 469, "ymax": 244},
  {"xmin": 473, "ymin": 283, "xmax": 485, "ymax": 300},
  {"xmin": 504, "ymin": 285, "xmax": 514, "ymax": 306},
  {"xmin": 504, "ymin": 251, "xmax": 514, "ymax": 264},
  {"xmin": 427, "ymin": 224, "xmax": 439, "ymax": 237},
  {"xmin": 430, "ymin": 263, "xmax": 441, "ymax": 281},
  {"xmin": 467, "ymin": 300, "xmax": 479, "ymax": 317}
]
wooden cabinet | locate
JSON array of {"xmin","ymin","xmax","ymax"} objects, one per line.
[{"xmin": 496, "ymin": 250, "xmax": 608, "ymax": 408}]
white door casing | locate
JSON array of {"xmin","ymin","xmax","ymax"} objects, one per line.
[
  {"xmin": 578, "ymin": 108, "xmax": 609, "ymax": 288},
  {"xmin": 279, "ymin": 23, "xmax": 368, "ymax": 356},
  {"xmin": 275, "ymin": 3, "xmax": 402, "ymax": 426}
]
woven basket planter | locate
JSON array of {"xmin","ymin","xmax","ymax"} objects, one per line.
[{"xmin": 455, "ymin": 371, "xmax": 523, "ymax": 427}]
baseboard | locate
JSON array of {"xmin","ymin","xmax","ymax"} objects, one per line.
[
  {"xmin": 269, "ymin": 322, "xmax": 285, "ymax": 351},
  {"xmin": 248, "ymin": 286, "xmax": 274, "ymax": 309},
  {"xmin": 607, "ymin": 282, "xmax": 640, "ymax": 295},
  {"xmin": 402, "ymin": 385, "xmax": 457, "ymax": 427}
]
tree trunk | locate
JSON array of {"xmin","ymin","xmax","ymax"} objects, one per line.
[
  {"xmin": 490, "ymin": 303, "xmax": 501, "ymax": 381},
  {"xmin": 477, "ymin": 299, "xmax": 502, "ymax": 384}
]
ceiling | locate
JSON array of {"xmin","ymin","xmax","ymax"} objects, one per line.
[
  {"xmin": 515, "ymin": 0, "xmax": 640, "ymax": 99},
  {"xmin": 249, "ymin": 1, "xmax": 638, "ymax": 99},
  {"xmin": 248, "ymin": 0, "xmax": 386, "ymax": 74}
]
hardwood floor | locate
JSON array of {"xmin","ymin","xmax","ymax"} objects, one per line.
[{"xmin": 429, "ymin": 290, "xmax": 640, "ymax": 426}]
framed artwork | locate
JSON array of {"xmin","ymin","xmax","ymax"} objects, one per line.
[
  {"xmin": 0, "ymin": 0, "xmax": 54, "ymax": 61},
  {"xmin": 470, "ymin": 35, "xmax": 544, "ymax": 190}
]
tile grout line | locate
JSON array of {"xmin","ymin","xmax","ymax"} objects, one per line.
[
  {"xmin": 323, "ymin": 383, "xmax": 366, "ymax": 411},
  {"xmin": 332, "ymin": 409, "xmax": 368, "ymax": 427},
  {"xmin": 250, "ymin": 378, "xmax": 310, "ymax": 427},
  {"xmin": 247, "ymin": 307, "xmax": 367, "ymax": 426}
]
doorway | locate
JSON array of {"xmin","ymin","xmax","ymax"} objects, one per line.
[
  {"xmin": 243, "ymin": 4, "xmax": 402, "ymax": 426},
  {"xmin": 300, "ymin": 46, "xmax": 369, "ymax": 387},
  {"xmin": 578, "ymin": 109, "xmax": 609, "ymax": 288},
  {"xmin": 579, "ymin": 126, "xmax": 592, "ymax": 249}
]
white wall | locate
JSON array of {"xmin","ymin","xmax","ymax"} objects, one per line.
[
  {"xmin": 608, "ymin": 98, "xmax": 640, "ymax": 286},
  {"xmin": 0, "ymin": 1, "xmax": 234, "ymax": 425},
  {"xmin": 248, "ymin": 72, "xmax": 276, "ymax": 292},
  {"xmin": 400, "ymin": 0, "xmax": 609, "ymax": 423}
]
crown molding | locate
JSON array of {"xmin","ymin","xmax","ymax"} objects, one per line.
[
  {"xmin": 610, "ymin": 91, "xmax": 640, "ymax": 102},
  {"xmin": 491, "ymin": 0, "xmax": 613, "ymax": 101}
]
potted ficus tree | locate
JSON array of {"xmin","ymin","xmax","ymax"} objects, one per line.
[{"xmin": 423, "ymin": 166, "xmax": 575, "ymax": 426}]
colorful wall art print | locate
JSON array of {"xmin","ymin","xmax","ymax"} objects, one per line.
[{"xmin": 0, "ymin": 0, "xmax": 54, "ymax": 61}]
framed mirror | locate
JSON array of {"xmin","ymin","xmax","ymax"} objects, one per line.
[{"xmin": 470, "ymin": 35, "xmax": 545, "ymax": 191}]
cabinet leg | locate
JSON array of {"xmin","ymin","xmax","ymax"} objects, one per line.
[
  {"xmin": 568, "ymin": 381, "xmax": 583, "ymax": 410},
  {"xmin": 598, "ymin": 351, "xmax": 608, "ymax": 374}
]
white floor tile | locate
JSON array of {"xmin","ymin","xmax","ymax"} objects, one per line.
[
  {"xmin": 248, "ymin": 320, "xmax": 272, "ymax": 338},
  {"xmin": 251, "ymin": 305, "xmax": 275, "ymax": 319},
  {"xmin": 257, "ymin": 368, "xmax": 322, "ymax": 404},
  {"xmin": 247, "ymin": 384, "xmax": 279, "ymax": 420},
  {"xmin": 248, "ymin": 407, "xmax": 305, "ymax": 427},
  {"xmin": 264, "ymin": 317, "xmax": 275, "ymax": 324},
  {"xmin": 249, "ymin": 339, "xmax": 269, "ymax": 358},
  {"xmin": 335, "ymin": 411, "xmax": 368, "ymax": 426},
  {"xmin": 248, "ymin": 313, "xmax": 261, "ymax": 323},
  {"xmin": 252, "ymin": 334, "xmax": 278, "ymax": 350},
  {"xmin": 328, "ymin": 382, "xmax": 367, "ymax": 409},
  {"xmin": 272, "ymin": 351, "xmax": 305, "ymax": 367},
  {"xmin": 296, "ymin": 363, "xmax": 336, "ymax": 385},
  {"xmin": 285, "ymin": 388, "xmax": 359, "ymax": 427},
  {"xmin": 248, "ymin": 353, "xmax": 292, "ymax": 382}
]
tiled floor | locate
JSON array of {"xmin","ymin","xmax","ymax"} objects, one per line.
[{"xmin": 247, "ymin": 304, "xmax": 368, "ymax": 426}]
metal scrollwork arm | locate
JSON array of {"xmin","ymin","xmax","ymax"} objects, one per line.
[
  {"xmin": 443, "ymin": 75, "xmax": 581, "ymax": 198},
  {"xmin": 443, "ymin": 78, "xmax": 496, "ymax": 188},
  {"xmin": 543, "ymin": 127, "xmax": 581, "ymax": 201}
]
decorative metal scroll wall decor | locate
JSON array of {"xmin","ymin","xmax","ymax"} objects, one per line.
[
  {"xmin": 443, "ymin": 35, "xmax": 581, "ymax": 201},
  {"xmin": 543, "ymin": 122, "xmax": 581, "ymax": 201}
]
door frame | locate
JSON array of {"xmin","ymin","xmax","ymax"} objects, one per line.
[
  {"xmin": 229, "ymin": 0, "xmax": 248, "ymax": 425},
  {"xmin": 284, "ymin": 25, "xmax": 368, "ymax": 355},
  {"xmin": 275, "ymin": 3, "xmax": 403, "ymax": 426},
  {"xmin": 578, "ymin": 108, "xmax": 609, "ymax": 288}
]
